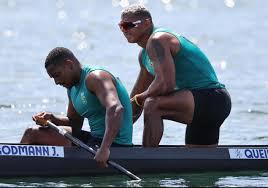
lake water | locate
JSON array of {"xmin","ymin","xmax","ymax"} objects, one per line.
[{"xmin": 0, "ymin": 0, "xmax": 268, "ymax": 187}]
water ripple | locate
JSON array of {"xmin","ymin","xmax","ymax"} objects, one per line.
[
  {"xmin": 240, "ymin": 109, "xmax": 268, "ymax": 115},
  {"xmin": 0, "ymin": 104, "xmax": 11, "ymax": 108}
]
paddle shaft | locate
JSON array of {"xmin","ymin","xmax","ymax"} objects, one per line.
[{"xmin": 46, "ymin": 121, "xmax": 141, "ymax": 180}]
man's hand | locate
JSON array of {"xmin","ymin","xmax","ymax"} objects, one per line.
[
  {"xmin": 131, "ymin": 94, "xmax": 145, "ymax": 107},
  {"xmin": 32, "ymin": 112, "xmax": 55, "ymax": 126},
  {"xmin": 94, "ymin": 147, "xmax": 110, "ymax": 168}
]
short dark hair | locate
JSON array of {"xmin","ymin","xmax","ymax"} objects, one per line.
[
  {"xmin": 121, "ymin": 4, "xmax": 152, "ymax": 20},
  {"xmin": 45, "ymin": 47, "xmax": 78, "ymax": 68}
]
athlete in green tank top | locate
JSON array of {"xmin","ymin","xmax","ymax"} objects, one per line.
[
  {"xmin": 141, "ymin": 27, "xmax": 225, "ymax": 90},
  {"xmin": 67, "ymin": 65, "xmax": 133, "ymax": 145},
  {"xmin": 119, "ymin": 4, "xmax": 231, "ymax": 148},
  {"xmin": 20, "ymin": 47, "xmax": 133, "ymax": 168}
]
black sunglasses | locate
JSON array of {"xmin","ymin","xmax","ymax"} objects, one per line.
[{"xmin": 118, "ymin": 20, "xmax": 142, "ymax": 30}]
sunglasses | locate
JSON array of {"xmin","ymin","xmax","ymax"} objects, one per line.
[{"xmin": 118, "ymin": 20, "xmax": 143, "ymax": 30}]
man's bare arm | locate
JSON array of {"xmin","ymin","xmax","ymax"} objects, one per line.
[
  {"xmin": 130, "ymin": 50, "xmax": 154, "ymax": 122},
  {"xmin": 86, "ymin": 70, "xmax": 123, "ymax": 167},
  {"xmin": 138, "ymin": 33, "xmax": 177, "ymax": 101}
]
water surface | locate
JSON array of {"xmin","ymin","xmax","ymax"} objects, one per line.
[{"xmin": 0, "ymin": 0, "xmax": 268, "ymax": 186}]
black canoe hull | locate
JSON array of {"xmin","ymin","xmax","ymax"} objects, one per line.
[{"xmin": 1, "ymin": 144, "xmax": 268, "ymax": 177}]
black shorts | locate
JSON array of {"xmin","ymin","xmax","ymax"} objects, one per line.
[
  {"xmin": 72, "ymin": 130, "xmax": 132, "ymax": 148},
  {"xmin": 186, "ymin": 88, "xmax": 231, "ymax": 145}
]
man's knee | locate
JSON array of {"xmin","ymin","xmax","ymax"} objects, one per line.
[
  {"xmin": 21, "ymin": 125, "xmax": 43, "ymax": 143},
  {"xmin": 143, "ymin": 97, "xmax": 160, "ymax": 116},
  {"xmin": 23, "ymin": 126, "xmax": 34, "ymax": 135}
]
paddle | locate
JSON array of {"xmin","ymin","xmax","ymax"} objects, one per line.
[{"xmin": 40, "ymin": 120, "xmax": 141, "ymax": 181}]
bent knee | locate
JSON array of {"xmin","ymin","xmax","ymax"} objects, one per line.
[
  {"xmin": 143, "ymin": 97, "xmax": 160, "ymax": 115},
  {"xmin": 23, "ymin": 125, "xmax": 36, "ymax": 134},
  {"xmin": 24, "ymin": 125, "xmax": 44, "ymax": 133},
  {"xmin": 21, "ymin": 125, "xmax": 46, "ymax": 143}
]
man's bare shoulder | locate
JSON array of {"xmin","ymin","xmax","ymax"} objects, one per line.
[
  {"xmin": 85, "ymin": 70, "xmax": 114, "ymax": 91},
  {"xmin": 148, "ymin": 32, "xmax": 180, "ymax": 54},
  {"xmin": 87, "ymin": 70, "xmax": 112, "ymax": 80}
]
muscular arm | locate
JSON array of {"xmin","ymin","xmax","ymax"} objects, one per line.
[
  {"xmin": 130, "ymin": 50, "xmax": 154, "ymax": 123},
  {"xmin": 137, "ymin": 32, "xmax": 178, "ymax": 102},
  {"xmin": 86, "ymin": 70, "xmax": 123, "ymax": 166}
]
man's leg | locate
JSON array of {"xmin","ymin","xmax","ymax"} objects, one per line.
[
  {"xmin": 185, "ymin": 88, "xmax": 231, "ymax": 147},
  {"xmin": 20, "ymin": 125, "xmax": 72, "ymax": 146},
  {"xmin": 142, "ymin": 88, "xmax": 231, "ymax": 147},
  {"xmin": 143, "ymin": 98, "xmax": 164, "ymax": 147},
  {"xmin": 142, "ymin": 90, "xmax": 194, "ymax": 147},
  {"xmin": 185, "ymin": 125, "xmax": 219, "ymax": 148}
]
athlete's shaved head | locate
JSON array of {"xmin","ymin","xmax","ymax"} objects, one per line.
[{"xmin": 121, "ymin": 4, "xmax": 152, "ymax": 20}]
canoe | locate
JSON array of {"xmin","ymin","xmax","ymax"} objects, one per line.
[{"xmin": 0, "ymin": 143, "xmax": 268, "ymax": 177}]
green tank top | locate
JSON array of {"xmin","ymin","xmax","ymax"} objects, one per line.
[
  {"xmin": 67, "ymin": 65, "xmax": 133, "ymax": 145},
  {"xmin": 141, "ymin": 27, "xmax": 225, "ymax": 90}
]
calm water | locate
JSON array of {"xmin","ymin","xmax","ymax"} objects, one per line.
[{"xmin": 0, "ymin": 0, "xmax": 268, "ymax": 187}]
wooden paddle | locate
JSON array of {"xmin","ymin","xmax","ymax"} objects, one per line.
[{"xmin": 40, "ymin": 120, "xmax": 141, "ymax": 180}]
